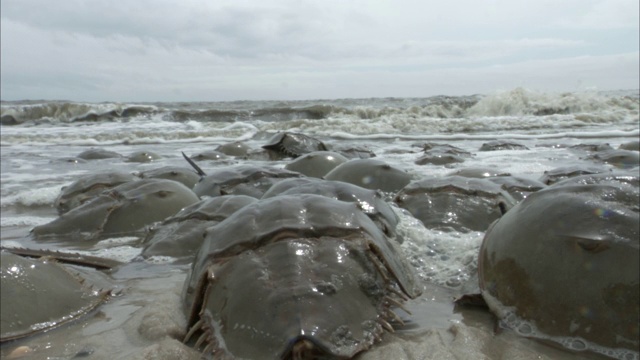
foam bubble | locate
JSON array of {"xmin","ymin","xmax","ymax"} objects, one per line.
[
  {"xmin": 143, "ymin": 256, "xmax": 178, "ymax": 265},
  {"xmin": 483, "ymin": 291, "xmax": 640, "ymax": 360},
  {"xmin": 395, "ymin": 207, "xmax": 483, "ymax": 288},
  {"xmin": 1, "ymin": 185, "xmax": 62, "ymax": 207},
  {"xmin": 0, "ymin": 216, "xmax": 54, "ymax": 227},
  {"xmin": 75, "ymin": 245, "xmax": 141, "ymax": 263}
]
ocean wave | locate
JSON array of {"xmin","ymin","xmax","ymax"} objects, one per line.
[
  {"xmin": 0, "ymin": 101, "xmax": 158, "ymax": 125},
  {"xmin": 1, "ymin": 184, "xmax": 62, "ymax": 207},
  {"xmin": 1, "ymin": 88, "xmax": 637, "ymax": 130},
  {"xmin": 467, "ymin": 88, "xmax": 639, "ymax": 117}
]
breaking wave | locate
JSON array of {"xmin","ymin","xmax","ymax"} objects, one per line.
[{"xmin": 3, "ymin": 88, "xmax": 637, "ymax": 126}]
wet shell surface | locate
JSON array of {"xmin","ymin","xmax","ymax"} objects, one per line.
[
  {"xmin": 125, "ymin": 151, "xmax": 162, "ymax": 163},
  {"xmin": 485, "ymin": 175, "xmax": 547, "ymax": 202},
  {"xmin": 538, "ymin": 165, "xmax": 611, "ymax": 185},
  {"xmin": 262, "ymin": 132, "xmax": 328, "ymax": 158},
  {"xmin": 33, "ymin": 179, "xmax": 199, "ymax": 241},
  {"xmin": 262, "ymin": 177, "xmax": 400, "ymax": 240},
  {"xmin": 479, "ymin": 140, "xmax": 529, "ymax": 151},
  {"xmin": 587, "ymin": 149, "xmax": 640, "ymax": 169},
  {"xmin": 141, "ymin": 195, "xmax": 258, "ymax": 259},
  {"xmin": 447, "ymin": 166, "xmax": 511, "ymax": 179},
  {"xmin": 54, "ymin": 171, "xmax": 138, "ymax": 214},
  {"xmin": 215, "ymin": 141, "xmax": 252, "ymax": 157},
  {"xmin": 284, "ymin": 151, "xmax": 348, "ymax": 178},
  {"xmin": 478, "ymin": 177, "xmax": 640, "ymax": 352},
  {"xmin": 324, "ymin": 159, "xmax": 412, "ymax": 195},
  {"xmin": 395, "ymin": 176, "xmax": 516, "ymax": 232},
  {"xmin": 182, "ymin": 194, "xmax": 421, "ymax": 359},
  {"xmin": 76, "ymin": 148, "xmax": 123, "ymax": 160},
  {"xmin": 192, "ymin": 164, "xmax": 302, "ymax": 198},
  {"xmin": 0, "ymin": 251, "xmax": 109, "ymax": 342},
  {"xmin": 139, "ymin": 166, "xmax": 201, "ymax": 189}
]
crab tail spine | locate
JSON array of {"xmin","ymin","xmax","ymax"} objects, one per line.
[{"xmin": 181, "ymin": 151, "xmax": 207, "ymax": 177}]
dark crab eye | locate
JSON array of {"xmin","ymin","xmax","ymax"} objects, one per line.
[
  {"xmin": 156, "ymin": 190, "xmax": 171, "ymax": 198},
  {"xmin": 576, "ymin": 239, "xmax": 610, "ymax": 253}
]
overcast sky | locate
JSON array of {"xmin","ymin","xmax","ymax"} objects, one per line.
[{"xmin": 1, "ymin": 0, "xmax": 638, "ymax": 102}]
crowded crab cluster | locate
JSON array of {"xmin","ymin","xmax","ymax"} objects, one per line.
[{"xmin": 1, "ymin": 132, "xmax": 638, "ymax": 359}]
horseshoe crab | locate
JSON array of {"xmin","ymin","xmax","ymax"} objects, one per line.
[
  {"xmin": 284, "ymin": 151, "xmax": 348, "ymax": 178},
  {"xmin": 538, "ymin": 165, "xmax": 611, "ymax": 185},
  {"xmin": 141, "ymin": 195, "xmax": 258, "ymax": 259},
  {"xmin": 619, "ymin": 140, "xmax": 640, "ymax": 151},
  {"xmin": 569, "ymin": 143, "xmax": 614, "ymax": 152},
  {"xmin": 324, "ymin": 159, "xmax": 412, "ymax": 195},
  {"xmin": 215, "ymin": 141, "xmax": 251, "ymax": 157},
  {"xmin": 76, "ymin": 148, "xmax": 123, "ymax": 160},
  {"xmin": 448, "ymin": 167, "xmax": 511, "ymax": 178},
  {"xmin": 262, "ymin": 177, "xmax": 401, "ymax": 241},
  {"xmin": 332, "ymin": 145, "xmax": 377, "ymax": 159},
  {"xmin": 394, "ymin": 176, "xmax": 516, "ymax": 232},
  {"xmin": 126, "ymin": 151, "xmax": 162, "ymax": 163},
  {"xmin": 416, "ymin": 143, "xmax": 473, "ymax": 166},
  {"xmin": 550, "ymin": 170, "xmax": 639, "ymax": 189},
  {"xmin": 262, "ymin": 132, "xmax": 328, "ymax": 158},
  {"xmin": 54, "ymin": 171, "xmax": 139, "ymax": 214},
  {"xmin": 479, "ymin": 140, "xmax": 529, "ymax": 151},
  {"xmin": 139, "ymin": 166, "xmax": 201, "ymax": 189},
  {"xmin": 33, "ymin": 179, "xmax": 199, "ymax": 241},
  {"xmin": 188, "ymin": 150, "xmax": 228, "ymax": 162},
  {"xmin": 485, "ymin": 175, "xmax": 547, "ymax": 202},
  {"xmin": 419, "ymin": 142, "xmax": 473, "ymax": 157},
  {"xmin": 1, "ymin": 251, "xmax": 110, "ymax": 342},
  {"xmin": 182, "ymin": 194, "xmax": 421, "ymax": 359},
  {"xmin": 415, "ymin": 153, "xmax": 465, "ymax": 166},
  {"xmin": 587, "ymin": 149, "xmax": 640, "ymax": 169},
  {"xmin": 478, "ymin": 179, "xmax": 639, "ymax": 353},
  {"xmin": 192, "ymin": 164, "xmax": 302, "ymax": 198}
]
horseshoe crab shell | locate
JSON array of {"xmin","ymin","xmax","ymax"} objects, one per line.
[
  {"xmin": 34, "ymin": 179, "xmax": 199, "ymax": 241},
  {"xmin": 324, "ymin": 159, "xmax": 412, "ymax": 195},
  {"xmin": 395, "ymin": 176, "xmax": 516, "ymax": 232},
  {"xmin": 538, "ymin": 165, "xmax": 611, "ymax": 185},
  {"xmin": 284, "ymin": 151, "xmax": 348, "ymax": 178},
  {"xmin": 182, "ymin": 194, "xmax": 421, "ymax": 358},
  {"xmin": 141, "ymin": 195, "xmax": 258, "ymax": 259},
  {"xmin": 619, "ymin": 140, "xmax": 640, "ymax": 151},
  {"xmin": 478, "ymin": 180, "xmax": 640, "ymax": 352},
  {"xmin": 262, "ymin": 132, "xmax": 328, "ymax": 158},
  {"xmin": 139, "ymin": 166, "xmax": 201, "ymax": 189},
  {"xmin": 76, "ymin": 148, "xmax": 123, "ymax": 160},
  {"xmin": 192, "ymin": 165, "xmax": 302, "ymax": 198},
  {"xmin": 54, "ymin": 171, "xmax": 138, "ymax": 214},
  {"xmin": 261, "ymin": 177, "xmax": 400, "ymax": 240},
  {"xmin": 485, "ymin": 175, "xmax": 547, "ymax": 202},
  {"xmin": 447, "ymin": 167, "xmax": 510, "ymax": 178},
  {"xmin": 587, "ymin": 149, "xmax": 640, "ymax": 169},
  {"xmin": 1, "ymin": 251, "xmax": 109, "ymax": 342},
  {"xmin": 479, "ymin": 140, "xmax": 529, "ymax": 151},
  {"xmin": 215, "ymin": 141, "xmax": 251, "ymax": 157},
  {"xmin": 125, "ymin": 151, "xmax": 162, "ymax": 163}
]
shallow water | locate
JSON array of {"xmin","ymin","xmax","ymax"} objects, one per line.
[{"xmin": 1, "ymin": 88, "xmax": 638, "ymax": 359}]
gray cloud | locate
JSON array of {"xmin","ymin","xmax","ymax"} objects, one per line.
[{"xmin": 1, "ymin": 0, "xmax": 638, "ymax": 101}]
